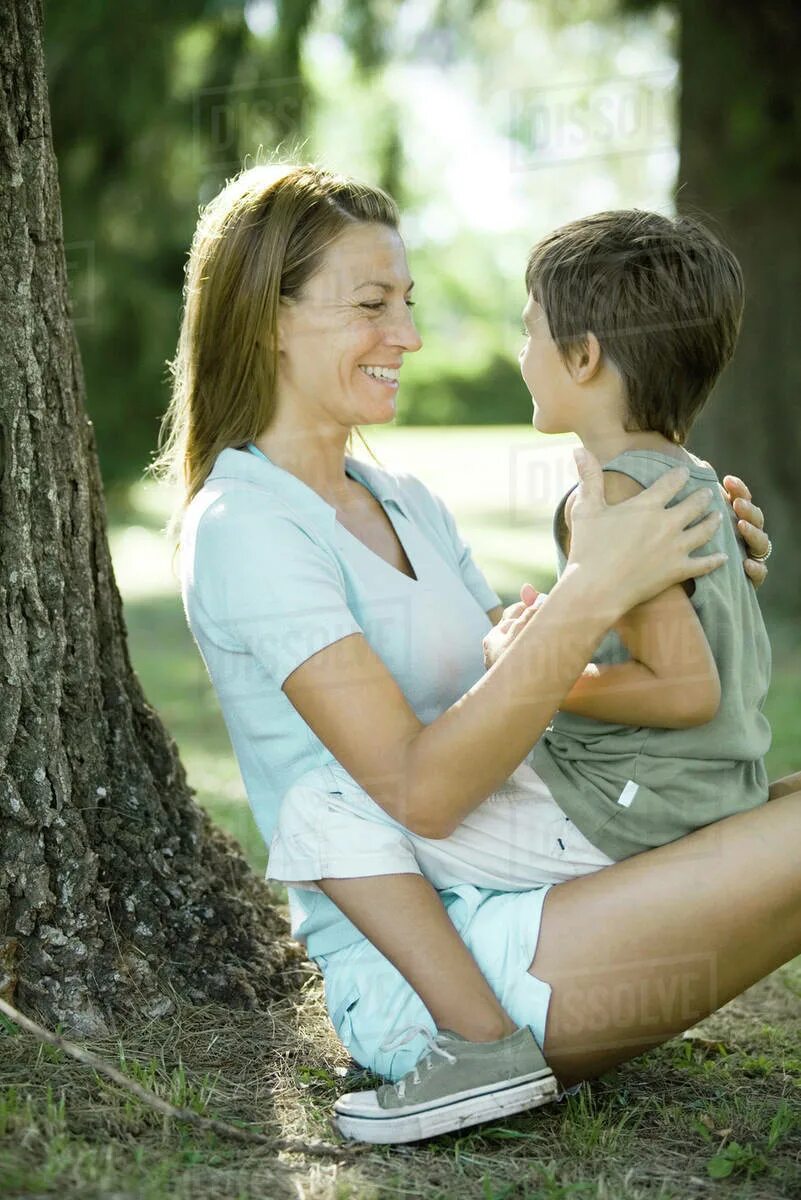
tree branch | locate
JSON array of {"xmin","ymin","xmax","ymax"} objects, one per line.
[{"xmin": 0, "ymin": 983, "xmax": 361, "ymax": 1161}]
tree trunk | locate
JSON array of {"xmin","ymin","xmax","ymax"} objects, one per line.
[
  {"xmin": 0, "ymin": 0, "xmax": 298, "ymax": 1036},
  {"xmin": 677, "ymin": 0, "xmax": 801, "ymax": 615}
]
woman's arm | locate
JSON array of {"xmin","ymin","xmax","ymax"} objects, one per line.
[{"xmin": 283, "ymin": 453, "xmax": 724, "ymax": 840}]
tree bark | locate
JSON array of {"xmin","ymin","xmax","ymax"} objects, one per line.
[
  {"xmin": 0, "ymin": 0, "xmax": 298, "ymax": 1036},
  {"xmin": 677, "ymin": 0, "xmax": 801, "ymax": 614}
]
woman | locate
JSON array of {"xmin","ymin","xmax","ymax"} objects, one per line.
[{"xmin": 154, "ymin": 163, "xmax": 790, "ymax": 1144}]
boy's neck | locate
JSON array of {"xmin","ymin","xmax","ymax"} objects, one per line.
[{"xmin": 577, "ymin": 422, "xmax": 692, "ymax": 467}]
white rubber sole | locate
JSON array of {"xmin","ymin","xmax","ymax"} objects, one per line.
[{"xmin": 334, "ymin": 1071, "xmax": 560, "ymax": 1144}]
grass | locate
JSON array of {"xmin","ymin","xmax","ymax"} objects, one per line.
[
  {"xmin": 2, "ymin": 984, "xmax": 800, "ymax": 1197},
  {"xmin": 3, "ymin": 425, "xmax": 800, "ymax": 1198}
]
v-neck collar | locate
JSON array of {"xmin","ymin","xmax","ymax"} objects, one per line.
[
  {"xmin": 335, "ymin": 495, "xmax": 420, "ymax": 585},
  {"xmin": 206, "ymin": 443, "xmax": 410, "ymax": 535},
  {"xmin": 205, "ymin": 443, "xmax": 420, "ymax": 584}
]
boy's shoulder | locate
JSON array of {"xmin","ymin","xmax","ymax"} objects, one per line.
[
  {"xmin": 562, "ymin": 457, "xmax": 651, "ymax": 528},
  {"xmin": 602, "ymin": 447, "xmax": 722, "ymax": 493},
  {"xmin": 561, "ymin": 470, "xmax": 639, "ymax": 537},
  {"xmin": 561, "ymin": 446, "xmax": 729, "ymax": 533}
]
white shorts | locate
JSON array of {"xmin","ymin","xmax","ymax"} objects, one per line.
[{"xmin": 267, "ymin": 754, "xmax": 614, "ymax": 893}]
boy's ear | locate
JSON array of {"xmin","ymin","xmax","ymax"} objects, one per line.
[{"xmin": 569, "ymin": 331, "xmax": 603, "ymax": 383}]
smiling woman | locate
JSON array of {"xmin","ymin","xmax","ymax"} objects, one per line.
[
  {"xmin": 151, "ymin": 162, "xmax": 408, "ymax": 539},
  {"xmin": 261, "ymin": 220, "xmax": 421, "ymax": 477},
  {"xmin": 151, "ymin": 161, "xmax": 796, "ymax": 1149}
]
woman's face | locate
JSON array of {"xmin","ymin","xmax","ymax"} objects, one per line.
[{"xmin": 277, "ymin": 222, "xmax": 421, "ymax": 429}]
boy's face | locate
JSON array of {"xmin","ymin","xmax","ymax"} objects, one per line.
[{"xmin": 519, "ymin": 296, "xmax": 579, "ymax": 434}]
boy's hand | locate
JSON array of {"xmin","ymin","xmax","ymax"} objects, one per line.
[
  {"xmin": 483, "ymin": 585, "xmax": 547, "ymax": 670},
  {"xmin": 722, "ymin": 475, "xmax": 770, "ymax": 587}
]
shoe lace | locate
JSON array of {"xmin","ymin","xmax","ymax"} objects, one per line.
[{"xmin": 377, "ymin": 1025, "xmax": 458, "ymax": 1100}]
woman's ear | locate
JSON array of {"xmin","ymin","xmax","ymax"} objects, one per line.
[{"xmin": 275, "ymin": 300, "xmax": 291, "ymax": 356}]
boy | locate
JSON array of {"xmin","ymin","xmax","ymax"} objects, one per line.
[{"xmin": 268, "ymin": 210, "xmax": 771, "ymax": 1140}]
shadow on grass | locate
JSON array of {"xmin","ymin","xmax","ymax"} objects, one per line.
[{"xmin": 0, "ymin": 989, "xmax": 355, "ymax": 1200}]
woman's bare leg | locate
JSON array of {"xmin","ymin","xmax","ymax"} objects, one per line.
[{"xmin": 530, "ymin": 787, "xmax": 801, "ymax": 1088}]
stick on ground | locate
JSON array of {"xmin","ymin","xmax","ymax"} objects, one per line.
[{"xmin": 0, "ymin": 984, "xmax": 361, "ymax": 1161}]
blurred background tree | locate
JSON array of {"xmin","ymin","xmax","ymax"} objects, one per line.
[
  {"xmin": 45, "ymin": 0, "xmax": 799, "ymax": 613},
  {"xmin": 626, "ymin": 0, "xmax": 801, "ymax": 615}
]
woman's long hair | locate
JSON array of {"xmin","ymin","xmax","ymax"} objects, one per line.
[{"xmin": 148, "ymin": 162, "xmax": 400, "ymax": 553}]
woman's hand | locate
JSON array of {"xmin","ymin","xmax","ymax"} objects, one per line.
[
  {"xmin": 566, "ymin": 449, "xmax": 726, "ymax": 620},
  {"xmin": 482, "ymin": 459, "xmax": 771, "ymax": 672},
  {"xmin": 722, "ymin": 475, "xmax": 770, "ymax": 587}
]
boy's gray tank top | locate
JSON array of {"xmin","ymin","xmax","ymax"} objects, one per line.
[{"xmin": 530, "ymin": 449, "xmax": 771, "ymax": 860}]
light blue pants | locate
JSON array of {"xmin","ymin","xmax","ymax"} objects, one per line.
[{"xmin": 312, "ymin": 881, "xmax": 555, "ymax": 1082}]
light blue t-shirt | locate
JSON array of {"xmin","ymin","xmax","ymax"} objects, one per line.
[{"xmin": 179, "ymin": 443, "xmax": 502, "ymax": 956}]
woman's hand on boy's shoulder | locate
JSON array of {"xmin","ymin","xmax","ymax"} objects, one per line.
[
  {"xmin": 566, "ymin": 465, "xmax": 769, "ymax": 589},
  {"xmin": 722, "ymin": 475, "xmax": 770, "ymax": 587}
]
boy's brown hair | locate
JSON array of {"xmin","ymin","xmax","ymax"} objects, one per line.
[{"xmin": 525, "ymin": 209, "xmax": 744, "ymax": 443}]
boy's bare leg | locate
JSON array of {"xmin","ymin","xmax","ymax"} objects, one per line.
[
  {"xmin": 768, "ymin": 768, "xmax": 801, "ymax": 800},
  {"xmin": 319, "ymin": 873, "xmax": 518, "ymax": 1042},
  {"xmin": 529, "ymin": 786, "xmax": 801, "ymax": 1088}
]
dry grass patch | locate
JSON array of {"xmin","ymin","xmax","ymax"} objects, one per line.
[{"xmin": 1, "ymin": 955, "xmax": 799, "ymax": 1199}]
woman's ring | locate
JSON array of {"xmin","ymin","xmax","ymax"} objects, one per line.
[{"xmin": 750, "ymin": 537, "xmax": 772, "ymax": 563}]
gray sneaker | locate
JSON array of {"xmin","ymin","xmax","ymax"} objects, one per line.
[{"xmin": 333, "ymin": 1024, "xmax": 559, "ymax": 1144}]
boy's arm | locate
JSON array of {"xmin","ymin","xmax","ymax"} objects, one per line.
[{"xmin": 558, "ymin": 471, "xmax": 721, "ymax": 729}]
